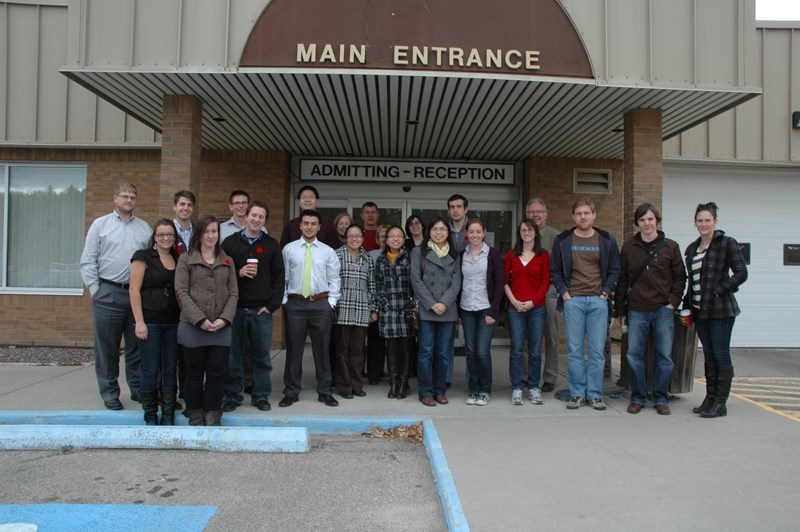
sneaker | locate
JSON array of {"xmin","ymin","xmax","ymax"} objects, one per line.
[
  {"xmin": 528, "ymin": 388, "xmax": 543, "ymax": 405},
  {"xmin": 465, "ymin": 394, "xmax": 479, "ymax": 405},
  {"xmin": 591, "ymin": 397, "xmax": 607, "ymax": 411},
  {"xmin": 511, "ymin": 389, "xmax": 523, "ymax": 406},
  {"xmin": 566, "ymin": 396, "xmax": 586, "ymax": 410},
  {"xmin": 476, "ymin": 393, "xmax": 491, "ymax": 406}
]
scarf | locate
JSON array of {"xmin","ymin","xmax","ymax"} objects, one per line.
[{"xmin": 428, "ymin": 240, "xmax": 450, "ymax": 258}]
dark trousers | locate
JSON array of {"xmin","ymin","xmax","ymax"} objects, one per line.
[
  {"xmin": 366, "ymin": 321, "xmax": 386, "ymax": 381},
  {"xmin": 183, "ymin": 345, "xmax": 229, "ymax": 411},
  {"xmin": 334, "ymin": 324, "xmax": 367, "ymax": 394},
  {"xmin": 91, "ymin": 282, "xmax": 141, "ymax": 402},
  {"xmin": 283, "ymin": 298, "xmax": 334, "ymax": 398}
]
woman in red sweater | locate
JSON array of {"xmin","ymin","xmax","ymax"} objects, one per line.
[{"xmin": 504, "ymin": 219, "xmax": 551, "ymax": 406}]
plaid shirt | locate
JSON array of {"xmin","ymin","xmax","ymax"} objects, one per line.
[
  {"xmin": 374, "ymin": 249, "xmax": 413, "ymax": 338},
  {"xmin": 334, "ymin": 247, "xmax": 377, "ymax": 327},
  {"xmin": 682, "ymin": 230, "xmax": 748, "ymax": 319}
]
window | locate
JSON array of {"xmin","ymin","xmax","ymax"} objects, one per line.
[
  {"xmin": 573, "ymin": 169, "xmax": 612, "ymax": 194},
  {"xmin": 784, "ymin": 244, "xmax": 800, "ymax": 266},
  {"xmin": 1, "ymin": 164, "xmax": 86, "ymax": 292}
]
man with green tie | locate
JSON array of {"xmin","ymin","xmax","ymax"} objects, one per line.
[{"xmin": 279, "ymin": 210, "xmax": 342, "ymax": 407}]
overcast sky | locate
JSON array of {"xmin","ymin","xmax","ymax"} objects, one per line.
[{"xmin": 756, "ymin": 0, "xmax": 800, "ymax": 20}]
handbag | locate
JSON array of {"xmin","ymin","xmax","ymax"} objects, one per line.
[{"xmin": 404, "ymin": 297, "xmax": 419, "ymax": 332}]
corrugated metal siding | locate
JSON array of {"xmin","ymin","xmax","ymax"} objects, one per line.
[
  {"xmin": 664, "ymin": 25, "xmax": 799, "ymax": 163},
  {"xmin": 0, "ymin": 1, "xmax": 159, "ymax": 146}
]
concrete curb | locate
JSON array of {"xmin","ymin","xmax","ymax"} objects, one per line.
[
  {"xmin": 0, "ymin": 412, "xmax": 469, "ymax": 531},
  {"xmin": 0, "ymin": 425, "xmax": 309, "ymax": 453}
]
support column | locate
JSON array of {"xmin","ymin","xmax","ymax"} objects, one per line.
[
  {"xmin": 622, "ymin": 108, "xmax": 663, "ymax": 240},
  {"xmin": 160, "ymin": 95, "xmax": 202, "ymax": 216}
]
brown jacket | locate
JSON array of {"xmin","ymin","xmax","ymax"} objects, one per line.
[
  {"xmin": 615, "ymin": 232, "xmax": 686, "ymax": 315},
  {"xmin": 175, "ymin": 250, "xmax": 239, "ymax": 326}
]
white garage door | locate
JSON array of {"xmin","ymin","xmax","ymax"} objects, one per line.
[{"xmin": 663, "ymin": 164, "xmax": 800, "ymax": 348}]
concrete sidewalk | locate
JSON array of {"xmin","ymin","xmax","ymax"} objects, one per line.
[{"xmin": 2, "ymin": 347, "xmax": 800, "ymax": 531}]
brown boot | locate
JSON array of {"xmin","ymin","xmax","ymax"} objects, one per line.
[
  {"xmin": 186, "ymin": 409, "xmax": 205, "ymax": 426},
  {"xmin": 204, "ymin": 409, "xmax": 223, "ymax": 426}
]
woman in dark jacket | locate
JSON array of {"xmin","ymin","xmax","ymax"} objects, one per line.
[
  {"xmin": 175, "ymin": 215, "xmax": 238, "ymax": 426},
  {"xmin": 411, "ymin": 217, "xmax": 462, "ymax": 406},
  {"xmin": 129, "ymin": 219, "xmax": 181, "ymax": 425},
  {"xmin": 683, "ymin": 202, "xmax": 747, "ymax": 418},
  {"xmin": 375, "ymin": 225, "xmax": 414, "ymax": 399},
  {"xmin": 459, "ymin": 218, "xmax": 504, "ymax": 406}
]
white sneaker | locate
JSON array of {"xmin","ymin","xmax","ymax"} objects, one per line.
[
  {"xmin": 476, "ymin": 393, "xmax": 490, "ymax": 406},
  {"xmin": 511, "ymin": 389, "xmax": 523, "ymax": 405},
  {"xmin": 528, "ymin": 388, "xmax": 543, "ymax": 405},
  {"xmin": 465, "ymin": 394, "xmax": 479, "ymax": 405}
]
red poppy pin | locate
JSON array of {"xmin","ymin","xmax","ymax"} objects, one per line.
[
  {"xmin": 256, "ymin": 246, "xmax": 264, "ymax": 254},
  {"xmin": 225, "ymin": 259, "xmax": 231, "ymax": 265}
]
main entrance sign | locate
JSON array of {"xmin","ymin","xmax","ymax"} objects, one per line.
[{"xmin": 241, "ymin": 0, "xmax": 593, "ymax": 78}]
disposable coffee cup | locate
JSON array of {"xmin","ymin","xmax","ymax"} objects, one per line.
[
  {"xmin": 679, "ymin": 309, "xmax": 692, "ymax": 327},
  {"xmin": 246, "ymin": 258, "xmax": 258, "ymax": 274}
]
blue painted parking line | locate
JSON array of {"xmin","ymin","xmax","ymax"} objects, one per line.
[{"xmin": 0, "ymin": 503, "xmax": 215, "ymax": 532}]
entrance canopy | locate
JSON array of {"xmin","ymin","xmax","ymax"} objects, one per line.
[
  {"xmin": 60, "ymin": 0, "xmax": 759, "ymax": 160},
  {"xmin": 62, "ymin": 69, "xmax": 757, "ymax": 161}
]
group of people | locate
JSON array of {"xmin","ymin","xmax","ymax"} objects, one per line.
[{"xmin": 80, "ymin": 182, "xmax": 747, "ymax": 426}]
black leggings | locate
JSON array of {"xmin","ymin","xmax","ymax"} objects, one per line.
[{"xmin": 182, "ymin": 345, "xmax": 229, "ymax": 411}]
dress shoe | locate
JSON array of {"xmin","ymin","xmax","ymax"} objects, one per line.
[
  {"xmin": 655, "ymin": 404, "xmax": 671, "ymax": 416},
  {"xmin": 253, "ymin": 399, "xmax": 271, "ymax": 411},
  {"xmin": 104, "ymin": 399, "xmax": 123, "ymax": 410},
  {"xmin": 434, "ymin": 394, "xmax": 449, "ymax": 405},
  {"xmin": 340, "ymin": 392, "xmax": 354, "ymax": 399},
  {"xmin": 222, "ymin": 400, "xmax": 239, "ymax": 412},
  {"xmin": 420, "ymin": 396, "xmax": 436, "ymax": 407},
  {"xmin": 352, "ymin": 390, "xmax": 366, "ymax": 397},
  {"xmin": 541, "ymin": 383, "xmax": 556, "ymax": 393},
  {"xmin": 627, "ymin": 402, "xmax": 643, "ymax": 414},
  {"xmin": 318, "ymin": 394, "xmax": 339, "ymax": 407},
  {"xmin": 278, "ymin": 395, "xmax": 298, "ymax": 408}
]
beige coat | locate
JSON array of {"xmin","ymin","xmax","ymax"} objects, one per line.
[{"xmin": 175, "ymin": 250, "xmax": 238, "ymax": 326}]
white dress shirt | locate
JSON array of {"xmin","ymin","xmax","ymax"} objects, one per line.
[{"xmin": 282, "ymin": 237, "xmax": 341, "ymax": 307}]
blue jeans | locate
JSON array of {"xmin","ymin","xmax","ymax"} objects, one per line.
[
  {"xmin": 460, "ymin": 309, "xmax": 497, "ymax": 394},
  {"xmin": 563, "ymin": 295, "xmax": 609, "ymax": 400},
  {"xmin": 507, "ymin": 306, "xmax": 546, "ymax": 391},
  {"xmin": 694, "ymin": 315, "xmax": 735, "ymax": 367},
  {"xmin": 417, "ymin": 320, "xmax": 455, "ymax": 399},
  {"xmin": 226, "ymin": 308, "xmax": 274, "ymax": 403},
  {"xmin": 137, "ymin": 323, "xmax": 179, "ymax": 394},
  {"xmin": 626, "ymin": 307, "xmax": 675, "ymax": 406}
]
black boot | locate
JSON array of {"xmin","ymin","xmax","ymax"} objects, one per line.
[
  {"xmin": 397, "ymin": 337, "xmax": 410, "ymax": 399},
  {"xmin": 140, "ymin": 391, "xmax": 159, "ymax": 426},
  {"xmin": 186, "ymin": 409, "xmax": 205, "ymax": 426},
  {"xmin": 386, "ymin": 339, "xmax": 400, "ymax": 399},
  {"xmin": 693, "ymin": 362, "xmax": 718, "ymax": 414},
  {"xmin": 204, "ymin": 409, "xmax": 223, "ymax": 426},
  {"xmin": 700, "ymin": 366, "xmax": 733, "ymax": 418},
  {"xmin": 160, "ymin": 387, "xmax": 176, "ymax": 426}
]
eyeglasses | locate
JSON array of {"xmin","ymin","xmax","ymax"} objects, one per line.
[
  {"xmin": 155, "ymin": 233, "xmax": 176, "ymax": 239},
  {"xmin": 526, "ymin": 210, "xmax": 546, "ymax": 215},
  {"xmin": 408, "ymin": 220, "xmax": 421, "ymax": 227},
  {"xmin": 230, "ymin": 201, "xmax": 248, "ymax": 206}
]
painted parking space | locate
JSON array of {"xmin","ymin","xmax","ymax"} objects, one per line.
[
  {"xmin": 728, "ymin": 377, "xmax": 800, "ymax": 422},
  {"xmin": 0, "ymin": 504, "xmax": 215, "ymax": 532}
]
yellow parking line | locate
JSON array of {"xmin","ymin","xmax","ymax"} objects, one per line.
[{"xmin": 731, "ymin": 393, "xmax": 800, "ymax": 422}]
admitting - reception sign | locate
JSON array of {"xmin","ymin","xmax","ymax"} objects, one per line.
[{"xmin": 299, "ymin": 159, "xmax": 515, "ymax": 185}]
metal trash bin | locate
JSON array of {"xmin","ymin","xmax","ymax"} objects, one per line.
[{"xmin": 619, "ymin": 313, "xmax": 699, "ymax": 394}]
